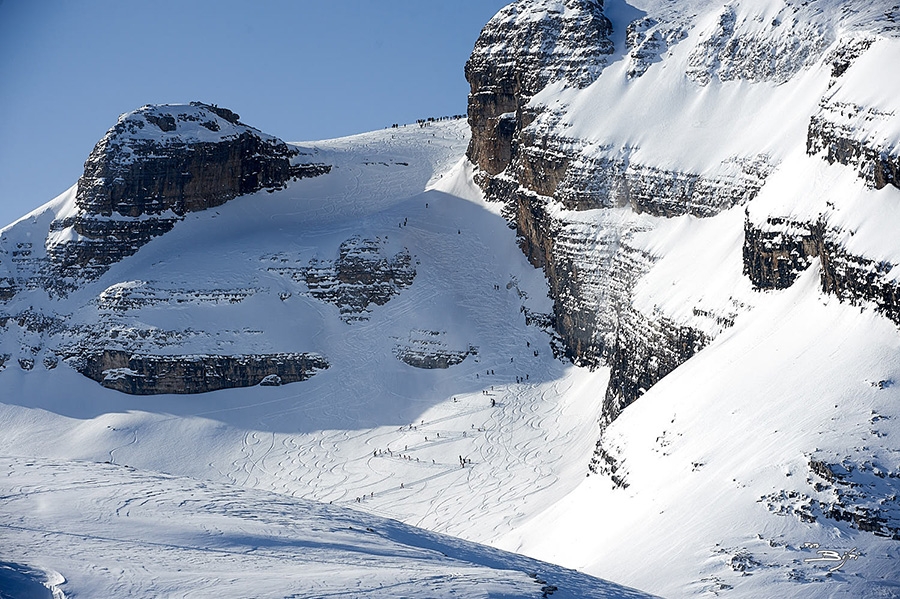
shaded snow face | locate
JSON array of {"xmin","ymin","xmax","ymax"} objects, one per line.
[{"xmin": 0, "ymin": 561, "xmax": 60, "ymax": 599}]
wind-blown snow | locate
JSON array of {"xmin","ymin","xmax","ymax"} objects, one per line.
[{"xmin": 0, "ymin": 456, "xmax": 654, "ymax": 599}]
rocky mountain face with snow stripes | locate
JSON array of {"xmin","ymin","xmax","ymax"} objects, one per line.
[
  {"xmin": 4, "ymin": 0, "xmax": 895, "ymax": 427},
  {"xmin": 465, "ymin": 0, "xmax": 900, "ymax": 424},
  {"xmin": 746, "ymin": 86, "xmax": 900, "ymax": 321}
]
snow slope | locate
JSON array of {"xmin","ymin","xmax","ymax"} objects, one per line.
[
  {"xmin": 0, "ymin": 456, "xmax": 654, "ymax": 599},
  {"xmin": 0, "ymin": 121, "xmax": 604, "ymax": 540},
  {"xmin": 0, "ymin": 119, "xmax": 637, "ymax": 595},
  {"xmin": 500, "ymin": 249, "xmax": 900, "ymax": 597}
]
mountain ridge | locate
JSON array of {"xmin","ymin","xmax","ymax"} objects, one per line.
[{"xmin": 2, "ymin": 0, "xmax": 900, "ymax": 597}]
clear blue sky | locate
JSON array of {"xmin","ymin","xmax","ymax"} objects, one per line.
[{"xmin": 0, "ymin": 0, "xmax": 508, "ymax": 227}]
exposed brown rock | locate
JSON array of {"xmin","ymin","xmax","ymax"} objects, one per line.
[
  {"xmin": 45, "ymin": 102, "xmax": 331, "ymax": 283},
  {"xmin": 465, "ymin": 0, "xmax": 613, "ymax": 176},
  {"xmin": 72, "ymin": 350, "xmax": 328, "ymax": 395},
  {"xmin": 305, "ymin": 236, "xmax": 416, "ymax": 322}
]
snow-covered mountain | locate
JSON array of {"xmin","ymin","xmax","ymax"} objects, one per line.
[
  {"xmin": 463, "ymin": 0, "xmax": 900, "ymax": 596},
  {"xmin": 0, "ymin": 108, "xmax": 642, "ymax": 597},
  {"xmin": 3, "ymin": 0, "xmax": 900, "ymax": 597}
]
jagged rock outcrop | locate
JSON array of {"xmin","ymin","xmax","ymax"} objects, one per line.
[
  {"xmin": 745, "ymin": 212, "xmax": 900, "ymax": 325},
  {"xmin": 393, "ymin": 330, "xmax": 477, "ymax": 369},
  {"xmin": 819, "ymin": 240, "xmax": 900, "ymax": 324},
  {"xmin": 96, "ymin": 280, "xmax": 255, "ymax": 311},
  {"xmin": 825, "ymin": 36, "xmax": 875, "ymax": 80},
  {"xmin": 807, "ymin": 95, "xmax": 900, "ymax": 190},
  {"xmin": 762, "ymin": 455, "xmax": 900, "ymax": 540},
  {"xmin": 72, "ymin": 350, "xmax": 328, "ymax": 395},
  {"xmin": 305, "ymin": 236, "xmax": 416, "ymax": 322},
  {"xmin": 624, "ymin": 17, "xmax": 687, "ymax": 79},
  {"xmin": 0, "ymin": 278, "xmax": 14, "ymax": 301},
  {"xmin": 45, "ymin": 102, "xmax": 330, "ymax": 283},
  {"xmin": 743, "ymin": 216, "xmax": 822, "ymax": 290},
  {"xmin": 465, "ymin": 0, "xmax": 614, "ymax": 177}
]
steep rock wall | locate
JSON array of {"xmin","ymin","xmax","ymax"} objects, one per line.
[
  {"xmin": 465, "ymin": 0, "xmax": 614, "ymax": 176},
  {"xmin": 45, "ymin": 102, "xmax": 330, "ymax": 283},
  {"xmin": 73, "ymin": 350, "xmax": 329, "ymax": 395},
  {"xmin": 745, "ymin": 213, "xmax": 900, "ymax": 325},
  {"xmin": 466, "ymin": 0, "xmax": 772, "ymax": 422},
  {"xmin": 807, "ymin": 91, "xmax": 900, "ymax": 191},
  {"xmin": 466, "ymin": 1, "xmax": 899, "ymax": 431},
  {"xmin": 743, "ymin": 216, "xmax": 822, "ymax": 290}
]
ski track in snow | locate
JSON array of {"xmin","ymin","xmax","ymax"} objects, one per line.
[
  {"xmin": 144, "ymin": 121, "xmax": 607, "ymax": 540},
  {"xmin": 222, "ymin": 359, "xmax": 594, "ymax": 543},
  {"xmin": 0, "ymin": 456, "xmax": 656, "ymax": 599}
]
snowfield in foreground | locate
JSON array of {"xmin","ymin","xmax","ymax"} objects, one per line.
[{"xmin": 0, "ymin": 456, "xmax": 655, "ymax": 599}]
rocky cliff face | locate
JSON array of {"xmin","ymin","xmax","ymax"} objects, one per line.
[
  {"xmin": 466, "ymin": 0, "xmax": 900, "ymax": 428},
  {"xmin": 467, "ymin": 0, "xmax": 619, "ymax": 369},
  {"xmin": 45, "ymin": 102, "xmax": 330, "ymax": 284},
  {"xmin": 466, "ymin": 0, "xmax": 763, "ymax": 421},
  {"xmin": 465, "ymin": 0, "xmax": 614, "ymax": 178},
  {"xmin": 304, "ymin": 236, "xmax": 416, "ymax": 322},
  {"xmin": 0, "ymin": 103, "xmax": 336, "ymax": 394},
  {"xmin": 73, "ymin": 350, "xmax": 328, "ymax": 395}
]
